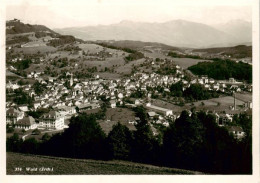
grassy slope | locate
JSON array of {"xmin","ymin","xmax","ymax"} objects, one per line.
[{"xmin": 7, "ymin": 152, "xmax": 203, "ymax": 175}]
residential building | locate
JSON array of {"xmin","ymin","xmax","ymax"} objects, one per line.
[
  {"xmin": 228, "ymin": 126, "xmax": 245, "ymax": 139},
  {"xmin": 15, "ymin": 116, "xmax": 37, "ymax": 130},
  {"xmin": 6, "ymin": 108, "xmax": 24, "ymax": 124},
  {"xmin": 39, "ymin": 111, "xmax": 65, "ymax": 129}
]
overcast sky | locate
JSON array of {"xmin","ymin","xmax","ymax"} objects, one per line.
[{"xmin": 5, "ymin": 0, "xmax": 252, "ymax": 29}]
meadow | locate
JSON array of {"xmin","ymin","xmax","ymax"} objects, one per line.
[
  {"xmin": 144, "ymin": 52, "xmax": 211, "ymax": 69},
  {"xmin": 7, "ymin": 152, "xmax": 202, "ymax": 175}
]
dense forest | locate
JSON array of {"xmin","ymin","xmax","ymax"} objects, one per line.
[
  {"xmin": 193, "ymin": 45, "xmax": 252, "ymax": 59},
  {"xmin": 168, "ymin": 51, "xmax": 203, "ymax": 59},
  {"xmin": 96, "ymin": 43, "xmax": 144, "ymax": 61},
  {"xmin": 188, "ymin": 59, "xmax": 252, "ymax": 83},
  {"xmin": 6, "ymin": 107, "xmax": 252, "ymax": 174},
  {"xmin": 169, "ymin": 82, "xmax": 220, "ymax": 101}
]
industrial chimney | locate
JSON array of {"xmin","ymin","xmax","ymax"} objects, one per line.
[{"xmin": 234, "ymin": 92, "xmax": 236, "ymax": 110}]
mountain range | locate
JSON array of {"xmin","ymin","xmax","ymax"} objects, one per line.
[{"xmin": 54, "ymin": 19, "xmax": 252, "ymax": 48}]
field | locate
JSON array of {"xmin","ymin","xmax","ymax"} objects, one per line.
[
  {"xmin": 150, "ymin": 94, "xmax": 251, "ymax": 113},
  {"xmin": 170, "ymin": 58, "xmax": 212, "ymax": 69},
  {"xmin": 7, "ymin": 152, "xmax": 203, "ymax": 175},
  {"xmin": 78, "ymin": 43, "xmax": 104, "ymax": 54},
  {"xmin": 94, "ymin": 72, "xmax": 121, "ymax": 79},
  {"xmin": 235, "ymin": 92, "xmax": 252, "ymax": 102},
  {"xmin": 6, "ymin": 71, "xmax": 22, "ymax": 79},
  {"xmin": 114, "ymin": 58, "xmax": 146, "ymax": 74},
  {"xmin": 78, "ymin": 43, "xmax": 127, "ymax": 56},
  {"xmin": 185, "ymin": 95, "xmax": 250, "ymax": 112},
  {"xmin": 150, "ymin": 99, "xmax": 186, "ymax": 113},
  {"xmin": 144, "ymin": 52, "xmax": 212, "ymax": 69},
  {"xmin": 99, "ymin": 108, "xmax": 137, "ymax": 134},
  {"xmin": 14, "ymin": 45, "xmax": 57, "ymax": 54},
  {"xmin": 6, "ymin": 127, "xmax": 64, "ymax": 141}
]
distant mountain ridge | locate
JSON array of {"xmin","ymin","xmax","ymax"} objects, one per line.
[
  {"xmin": 212, "ymin": 19, "xmax": 252, "ymax": 44},
  {"xmin": 55, "ymin": 19, "xmax": 252, "ymax": 48}
]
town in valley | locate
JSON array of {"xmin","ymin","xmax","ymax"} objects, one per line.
[{"xmin": 5, "ymin": 17, "xmax": 253, "ymax": 174}]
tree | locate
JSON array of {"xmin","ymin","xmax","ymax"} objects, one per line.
[
  {"xmin": 32, "ymin": 128, "xmax": 41, "ymax": 135},
  {"xmin": 188, "ymin": 59, "xmax": 252, "ymax": 83},
  {"xmin": 13, "ymin": 88, "xmax": 34, "ymax": 105},
  {"xmin": 75, "ymin": 106, "xmax": 79, "ymax": 113},
  {"xmin": 6, "ymin": 125, "xmax": 14, "ymax": 133},
  {"xmin": 170, "ymin": 82, "xmax": 183, "ymax": 97},
  {"xmin": 6, "ymin": 133, "xmax": 22, "ymax": 152},
  {"xmin": 20, "ymin": 137, "xmax": 39, "ymax": 154},
  {"xmin": 42, "ymin": 133, "xmax": 51, "ymax": 141},
  {"xmin": 33, "ymin": 81, "xmax": 47, "ymax": 95},
  {"xmin": 62, "ymin": 113, "xmax": 107, "ymax": 159},
  {"xmin": 163, "ymin": 111, "xmax": 204, "ymax": 169},
  {"xmin": 107, "ymin": 123, "xmax": 133, "ymax": 160},
  {"xmin": 132, "ymin": 106, "xmax": 160, "ymax": 163}
]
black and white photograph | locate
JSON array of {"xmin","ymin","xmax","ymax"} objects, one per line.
[{"xmin": 0, "ymin": 0, "xmax": 259, "ymax": 182}]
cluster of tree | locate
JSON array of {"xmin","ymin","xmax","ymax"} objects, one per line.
[
  {"xmin": 90, "ymin": 42, "xmax": 145, "ymax": 62},
  {"xmin": 6, "ymin": 35, "xmax": 29, "ymax": 45},
  {"xmin": 26, "ymin": 108, "xmax": 50, "ymax": 119},
  {"xmin": 232, "ymin": 113, "xmax": 252, "ymax": 137},
  {"xmin": 168, "ymin": 51, "xmax": 202, "ymax": 59},
  {"xmin": 17, "ymin": 79, "xmax": 29, "ymax": 86},
  {"xmin": 47, "ymin": 35, "xmax": 76, "ymax": 47},
  {"xmin": 74, "ymin": 72, "xmax": 93, "ymax": 79},
  {"xmin": 188, "ymin": 60, "xmax": 252, "ymax": 83},
  {"xmin": 6, "ymin": 20, "xmax": 54, "ymax": 34},
  {"xmin": 51, "ymin": 58, "xmax": 69, "ymax": 68},
  {"xmin": 33, "ymin": 81, "xmax": 47, "ymax": 95},
  {"xmin": 193, "ymin": 45, "xmax": 252, "ymax": 59},
  {"xmin": 130, "ymin": 89, "xmax": 146, "ymax": 98},
  {"xmin": 44, "ymin": 66, "xmax": 58, "ymax": 77},
  {"xmin": 13, "ymin": 59, "xmax": 32, "ymax": 70},
  {"xmin": 156, "ymin": 64, "xmax": 177, "ymax": 75},
  {"xmin": 97, "ymin": 43, "xmax": 138, "ymax": 54},
  {"xmin": 125, "ymin": 52, "xmax": 144, "ymax": 62},
  {"xmin": 170, "ymin": 82, "xmax": 220, "ymax": 101},
  {"xmin": 7, "ymin": 107, "xmax": 252, "ymax": 174},
  {"xmin": 35, "ymin": 31, "xmax": 49, "ymax": 38},
  {"xmin": 13, "ymin": 88, "xmax": 34, "ymax": 106},
  {"xmin": 59, "ymin": 45, "xmax": 82, "ymax": 52}
]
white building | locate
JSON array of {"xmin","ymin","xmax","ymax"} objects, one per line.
[
  {"xmin": 6, "ymin": 108, "xmax": 24, "ymax": 124},
  {"xmin": 39, "ymin": 111, "xmax": 65, "ymax": 129},
  {"xmin": 146, "ymin": 103, "xmax": 173, "ymax": 116}
]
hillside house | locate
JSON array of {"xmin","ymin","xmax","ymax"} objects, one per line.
[
  {"xmin": 228, "ymin": 126, "xmax": 245, "ymax": 139},
  {"xmin": 18, "ymin": 105, "xmax": 29, "ymax": 112},
  {"xmin": 6, "ymin": 82, "xmax": 20, "ymax": 90},
  {"xmin": 110, "ymin": 100, "xmax": 116, "ymax": 108},
  {"xmin": 6, "ymin": 108, "xmax": 24, "ymax": 124},
  {"xmin": 57, "ymin": 106, "xmax": 76, "ymax": 116},
  {"xmin": 218, "ymin": 113, "xmax": 233, "ymax": 126},
  {"xmin": 148, "ymin": 111, "xmax": 158, "ymax": 119},
  {"xmin": 33, "ymin": 101, "xmax": 41, "ymax": 109}
]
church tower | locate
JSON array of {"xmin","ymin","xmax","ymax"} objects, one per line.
[
  {"xmin": 70, "ymin": 73, "xmax": 73, "ymax": 87},
  {"xmin": 234, "ymin": 92, "xmax": 236, "ymax": 110}
]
